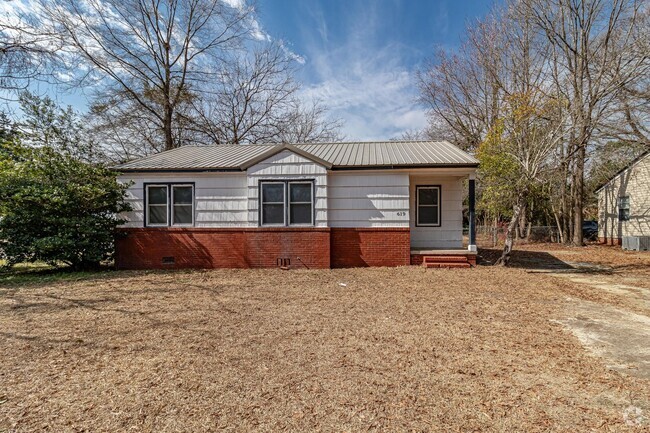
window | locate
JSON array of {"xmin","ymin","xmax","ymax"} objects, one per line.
[
  {"xmin": 261, "ymin": 182, "xmax": 285, "ymax": 225},
  {"xmin": 416, "ymin": 186, "xmax": 441, "ymax": 227},
  {"xmin": 260, "ymin": 180, "xmax": 314, "ymax": 226},
  {"xmin": 289, "ymin": 182, "xmax": 313, "ymax": 225},
  {"xmin": 145, "ymin": 184, "xmax": 194, "ymax": 227},
  {"xmin": 619, "ymin": 196, "xmax": 630, "ymax": 221},
  {"xmin": 172, "ymin": 185, "xmax": 194, "ymax": 225},
  {"xmin": 146, "ymin": 185, "xmax": 168, "ymax": 226}
]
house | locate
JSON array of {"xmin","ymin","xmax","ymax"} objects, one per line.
[
  {"xmin": 596, "ymin": 149, "xmax": 650, "ymax": 245},
  {"xmin": 113, "ymin": 141, "xmax": 479, "ymax": 269}
]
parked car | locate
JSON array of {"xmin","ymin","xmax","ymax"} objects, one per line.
[{"xmin": 583, "ymin": 220, "xmax": 598, "ymax": 241}]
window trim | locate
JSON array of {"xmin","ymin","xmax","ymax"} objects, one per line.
[
  {"xmin": 171, "ymin": 184, "xmax": 195, "ymax": 227},
  {"xmin": 415, "ymin": 185, "xmax": 442, "ymax": 227},
  {"xmin": 258, "ymin": 179, "xmax": 315, "ymax": 227},
  {"xmin": 260, "ymin": 181, "xmax": 287, "ymax": 226},
  {"xmin": 288, "ymin": 181, "xmax": 315, "ymax": 226},
  {"xmin": 618, "ymin": 195, "xmax": 631, "ymax": 222},
  {"xmin": 144, "ymin": 182, "xmax": 195, "ymax": 228}
]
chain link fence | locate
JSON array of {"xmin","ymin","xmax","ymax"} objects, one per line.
[{"xmin": 468, "ymin": 225, "xmax": 562, "ymax": 248}]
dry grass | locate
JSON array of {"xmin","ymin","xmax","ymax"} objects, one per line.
[{"xmin": 1, "ymin": 246, "xmax": 649, "ymax": 432}]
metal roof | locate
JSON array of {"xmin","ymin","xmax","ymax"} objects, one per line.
[{"xmin": 114, "ymin": 141, "xmax": 478, "ymax": 172}]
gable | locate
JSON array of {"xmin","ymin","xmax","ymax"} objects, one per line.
[{"xmin": 240, "ymin": 144, "xmax": 332, "ymax": 170}]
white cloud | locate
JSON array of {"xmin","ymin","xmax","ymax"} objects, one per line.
[
  {"xmin": 291, "ymin": 1, "xmax": 429, "ymax": 141},
  {"xmin": 299, "ymin": 42, "xmax": 427, "ymax": 141}
]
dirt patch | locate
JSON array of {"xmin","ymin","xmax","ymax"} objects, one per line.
[
  {"xmin": 555, "ymin": 298, "xmax": 650, "ymax": 380},
  {"xmin": 2, "ymin": 264, "xmax": 649, "ymax": 432},
  {"xmin": 490, "ymin": 243, "xmax": 650, "ymax": 389}
]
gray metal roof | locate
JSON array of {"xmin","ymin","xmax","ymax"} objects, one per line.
[{"xmin": 114, "ymin": 141, "xmax": 478, "ymax": 172}]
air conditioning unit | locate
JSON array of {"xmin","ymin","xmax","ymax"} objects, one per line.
[{"xmin": 622, "ymin": 236, "xmax": 650, "ymax": 251}]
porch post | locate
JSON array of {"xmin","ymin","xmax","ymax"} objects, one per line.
[{"xmin": 468, "ymin": 173, "xmax": 477, "ymax": 252}]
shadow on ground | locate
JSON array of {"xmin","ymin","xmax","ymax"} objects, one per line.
[{"xmin": 478, "ymin": 248, "xmax": 575, "ymax": 270}]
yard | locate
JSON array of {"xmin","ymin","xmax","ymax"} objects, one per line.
[{"xmin": 1, "ymin": 245, "xmax": 649, "ymax": 431}]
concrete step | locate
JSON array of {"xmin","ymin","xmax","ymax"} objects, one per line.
[
  {"xmin": 423, "ymin": 256, "xmax": 470, "ymax": 263},
  {"xmin": 425, "ymin": 262, "xmax": 472, "ymax": 269},
  {"xmin": 425, "ymin": 263, "xmax": 472, "ymax": 269}
]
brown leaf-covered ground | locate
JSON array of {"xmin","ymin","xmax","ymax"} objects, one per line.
[{"xmin": 1, "ymin": 244, "xmax": 649, "ymax": 432}]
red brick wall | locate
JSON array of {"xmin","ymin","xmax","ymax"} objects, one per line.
[
  {"xmin": 599, "ymin": 237, "xmax": 622, "ymax": 246},
  {"xmin": 330, "ymin": 228, "xmax": 411, "ymax": 268},
  {"xmin": 115, "ymin": 227, "xmax": 331, "ymax": 270}
]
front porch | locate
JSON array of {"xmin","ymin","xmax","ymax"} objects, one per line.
[{"xmin": 408, "ymin": 171, "xmax": 477, "ymax": 267}]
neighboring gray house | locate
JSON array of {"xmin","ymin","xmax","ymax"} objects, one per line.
[
  {"xmin": 597, "ymin": 150, "xmax": 650, "ymax": 245},
  {"xmin": 113, "ymin": 141, "xmax": 479, "ymax": 269}
]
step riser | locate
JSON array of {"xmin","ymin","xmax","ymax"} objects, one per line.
[
  {"xmin": 425, "ymin": 263, "xmax": 471, "ymax": 269},
  {"xmin": 423, "ymin": 256, "xmax": 469, "ymax": 263}
]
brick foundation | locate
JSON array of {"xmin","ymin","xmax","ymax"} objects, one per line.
[
  {"xmin": 115, "ymin": 227, "xmax": 331, "ymax": 270},
  {"xmin": 330, "ymin": 228, "xmax": 411, "ymax": 268},
  {"xmin": 599, "ymin": 237, "xmax": 622, "ymax": 246}
]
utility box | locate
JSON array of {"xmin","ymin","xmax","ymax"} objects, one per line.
[{"xmin": 622, "ymin": 236, "xmax": 650, "ymax": 251}]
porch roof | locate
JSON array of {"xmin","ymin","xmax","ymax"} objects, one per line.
[{"xmin": 114, "ymin": 141, "xmax": 478, "ymax": 172}]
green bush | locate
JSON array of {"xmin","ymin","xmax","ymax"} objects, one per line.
[{"xmin": 0, "ymin": 141, "xmax": 131, "ymax": 270}]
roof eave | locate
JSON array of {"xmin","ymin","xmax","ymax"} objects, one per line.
[
  {"xmin": 330, "ymin": 163, "xmax": 479, "ymax": 170},
  {"xmin": 115, "ymin": 167, "xmax": 243, "ymax": 174}
]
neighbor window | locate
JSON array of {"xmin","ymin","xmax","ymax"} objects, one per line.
[
  {"xmin": 146, "ymin": 184, "xmax": 194, "ymax": 227},
  {"xmin": 416, "ymin": 186, "xmax": 441, "ymax": 227},
  {"xmin": 618, "ymin": 196, "xmax": 630, "ymax": 221},
  {"xmin": 260, "ymin": 180, "xmax": 314, "ymax": 226}
]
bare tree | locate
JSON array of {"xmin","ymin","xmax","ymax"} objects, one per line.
[
  {"xmin": 417, "ymin": 14, "xmax": 505, "ymax": 151},
  {"xmin": 0, "ymin": 9, "xmax": 58, "ymax": 94},
  {"xmin": 40, "ymin": 0, "xmax": 250, "ymax": 151},
  {"xmin": 526, "ymin": 0, "xmax": 645, "ymax": 245},
  {"xmin": 186, "ymin": 44, "xmax": 298, "ymax": 145},
  {"xmin": 275, "ymin": 99, "xmax": 343, "ymax": 143},
  {"xmin": 185, "ymin": 43, "xmax": 342, "ymax": 145}
]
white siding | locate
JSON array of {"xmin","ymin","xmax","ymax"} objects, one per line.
[
  {"xmin": 246, "ymin": 150, "xmax": 328, "ymax": 227},
  {"xmin": 598, "ymin": 153, "xmax": 650, "ymax": 239},
  {"xmin": 118, "ymin": 173, "xmax": 249, "ymax": 228},
  {"xmin": 328, "ymin": 173, "xmax": 410, "ymax": 227},
  {"xmin": 410, "ymin": 175, "xmax": 464, "ymax": 249}
]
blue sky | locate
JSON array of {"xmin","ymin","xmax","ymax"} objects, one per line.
[
  {"xmin": 256, "ymin": 0, "xmax": 496, "ymax": 139},
  {"xmin": 7, "ymin": 0, "xmax": 497, "ymax": 140}
]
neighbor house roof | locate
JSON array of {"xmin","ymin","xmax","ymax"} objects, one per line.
[
  {"xmin": 594, "ymin": 149, "xmax": 650, "ymax": 193},
  {"xmin": 114, "ymin": 141, "xmax": 479, "ymax": 172}
]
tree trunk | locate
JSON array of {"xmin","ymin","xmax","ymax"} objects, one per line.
[
  {"xmin": 572, "ymin": 144, "xmax": 585, "ymax": 246},
  {"xmin": 517, "ymin": 204, "xmax": 528, "ymax": 239},
  {"xmin": 496, "ymin": 192, "xmax": 526, "ymax": 266},
  {"xmin": 551, "ymin": 203, "xmax": 565, "ymax": 244},
  {"xmin": 164, "ymin": 103, "xmax": 174, "ymax": 151}
]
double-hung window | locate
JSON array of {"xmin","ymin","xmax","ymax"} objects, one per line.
[
  {"xmin": 260, "ymin": 182, "xmax": 286, "ymax": 225},
  {"xmin": 171, "ymin": 185, "xmax": 193, "ymax": 225},
  {"xmin": 145, "ymin": 184, "xmax": 194, "ymax": 227},
  {"xmin": 260, "ymin": 181, "xmax": 314, "ymax": 226},
  {"xmin": 146, "ymin": 185, "xmax": 169, "ymax": 226},
  {"xmin": 618, "ymin": 196, "xmax": 630, "ymax": 221},
  {"xmin": 288, "ymin": 182, "xmax": 313, "ymax": 225},
  {"xmin": 416, "ymin": 185, "xmax": 441, "ymax": 227}
]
